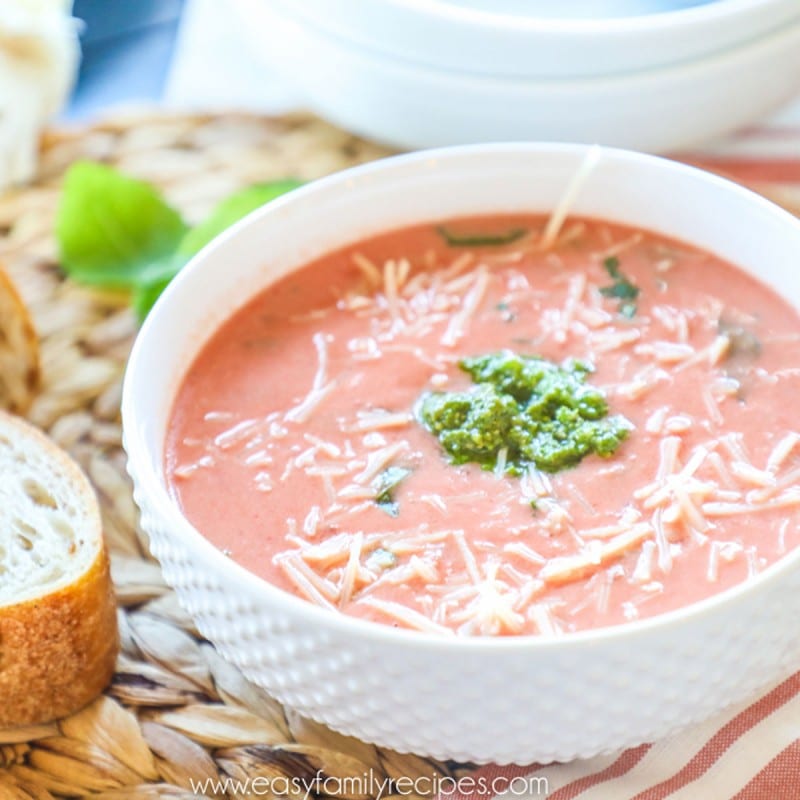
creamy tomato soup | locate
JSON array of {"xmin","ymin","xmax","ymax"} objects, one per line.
[{"xmin": 166, "ymin": 215, "xmax": 800, "ymax": 636}]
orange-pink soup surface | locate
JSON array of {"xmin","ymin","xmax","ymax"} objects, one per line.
[{"xmin": 166, "ymin": 215, "xmax": 800, "ymax": 636}]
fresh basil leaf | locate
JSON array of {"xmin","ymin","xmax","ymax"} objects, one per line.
[
  {"xmin": 178, "ymin": 179, "xmax": 303, "ymax": 257},
  {"xmin": 366, "ymin": 547, "xmax": 397, "ymax": 570},
  {"xmin": 600, "ymin": 256, "xmax": 640, "ymax": 317},
  {"xmin": 57, "ymin": 161, "xmax": 188, "ymax": 289},
  {"xmin": 57, "ymin": 164, "xmax": 304, "ymax": 322},
  {"xmin": 131, "ymin": 258, "xmax": 182, "ymax": 322},
  {"xmin": 603, "ymin": 255, "xmax": 621, "ymax": 278},
  {"xmin": 599, "ymin": 281, "xmax": 639, "ymax": 300},
  {"xmin": 376, "ymin": 499, "xmax": 400, "ymax": 517},
  {"xmin": 136, "ymin": 180, "xmax": 303, "ymax": 320},
  {"xmin": 372, "ymin": 465, "xmax": 412, "ymax": 516}
]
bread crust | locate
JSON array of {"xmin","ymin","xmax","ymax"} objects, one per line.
[
  {"xmin": 0, "ymin": 264, "xmax": 39, "ymax": 414},
  {"xmin": 0, "ymin": 412, "xmax": 118, "ymax": 727},
  {"xmin": 0, "ymin": 549, "xmax": 118, "ymax": 726}
]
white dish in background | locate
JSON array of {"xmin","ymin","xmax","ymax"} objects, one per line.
[
  {"xmin": 259, "ymin": 0, "xmax": 800, "ymax": 78},
  {"xmin": 123, "ymin": 143, "xmax": 800, "ymax": 764},
  {"xmin": 229, "ymin": 1, "xmax": 800, "ymax": 152},
  {"xmin": 448, "ymin": 0, "xmax": 716, "ymax": 18}
]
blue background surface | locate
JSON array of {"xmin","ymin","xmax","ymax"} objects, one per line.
[{"xmin": 69, "ymin": 0, "xmax": 185, "ymax": 119}]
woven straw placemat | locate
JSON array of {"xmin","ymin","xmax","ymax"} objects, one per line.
[{"xmin": 0, "ymin": 112, "xmax": 471, "ymax": 799}]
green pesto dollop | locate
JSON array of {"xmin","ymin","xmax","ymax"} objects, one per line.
[{"xmin": 418, "ymin": 352, "xmax": 631, "ymax": 474}]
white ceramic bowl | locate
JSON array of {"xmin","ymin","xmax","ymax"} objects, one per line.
[
  {"xmin": 253, "ymin": 0, "xmax": 800, "ymax": 78},
  {"xmin": 123, "ymin": 144, "xmax": 800, "ymax": 764},
  {"xmin": 231, "ymin": 0, "xmax": 800, "ymax": 151}
]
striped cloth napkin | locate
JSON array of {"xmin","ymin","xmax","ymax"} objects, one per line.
[
  {"xmin": 440, "ymin": 118, "xmax": 800, "ymax": 800},
  {"xmin": 448, "ymin": 673, "xmax": 800, "ymax": 799},
  {"xmin": 685, "ymin": 120, "xmax": 800, "ymax": 217}
]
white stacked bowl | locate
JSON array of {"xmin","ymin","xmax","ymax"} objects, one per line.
[{"xmin": 230, "ymin": 0, "xmax": 800, "ymax": 150}]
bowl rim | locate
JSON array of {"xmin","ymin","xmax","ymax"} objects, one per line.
[
  {"xmin": 363, "ymin": 0, "xmax": 797, "ymax": 34},
  {"xmin": 123, "ymin": 141, "xmax": 800, "ymax": 652}
]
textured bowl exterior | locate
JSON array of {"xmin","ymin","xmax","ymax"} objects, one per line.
[{"xmin": 124, "ymin": 144, "xmax": 800, "ymax": 764}]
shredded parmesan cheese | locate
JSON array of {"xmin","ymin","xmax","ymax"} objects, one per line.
[
  {"xmin": 540, "ymin": 145, "xmax": 602, "ymax": 250},
  {"xmin": 277, "ymin": 557, "xmax": 337, "ymax": 609},
  {"xmin": 441, "ymin": 267, "xmax": 490, "ymax": 347},
  {"xmin": 539, "ymin": 526, "xmax": 653, "ymax": 586},
  {"xmin": 351, "ymin": 252, "xmax": 381, "ymax": 287},
  {"xmin": 768, "ymin": 432, "xmax": 800, "ymax": 472},
  {"xmin": 339, "ymin": 531, "xmax": 364, "ymax": 606},
  {"xmin": 353, "ymin": 441, "xmax": 410, "ymax": 484},
  {"xmin": 284, "ymin": 382, "xmax": 336, "ymax": 424},
  {"xmin": 359, "ymin": 597, "xmax": 454, "ymax": 635}
]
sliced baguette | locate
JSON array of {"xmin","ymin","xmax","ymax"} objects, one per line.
[
  {"xmin": 0, "ymin": 264, "xmax": 39, "ymax": 413},
  {"xmin": 0, "ymin": 411, "xmax": 118, "ymax": 727}
]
